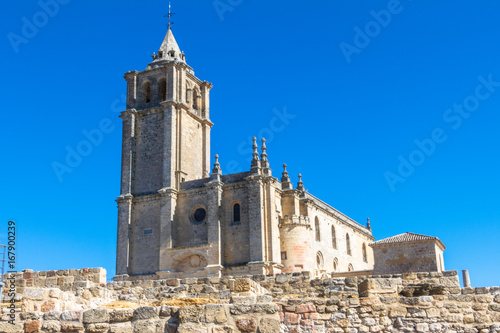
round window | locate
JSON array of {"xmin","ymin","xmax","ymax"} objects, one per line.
[{"xmin": 193, "ymin": 208, "xmax": 206, "ymax": 223}]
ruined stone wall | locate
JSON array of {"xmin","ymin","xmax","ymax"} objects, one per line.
[{"xmin": 2, "ymin": 268, "xmax": 500, "ymax": 333}]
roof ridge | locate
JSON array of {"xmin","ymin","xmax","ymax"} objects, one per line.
[{"xmin": 373, "ymin": 232, "xmax": 439, "ymax": 245}]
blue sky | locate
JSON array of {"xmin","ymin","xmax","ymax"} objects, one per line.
[{"xmin": 1, "ymin": 1, "xmax": 499, "ymax": 286}]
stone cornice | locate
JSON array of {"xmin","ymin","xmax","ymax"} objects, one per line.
[
  {"xmin": 158, "ymin": 187, "xmax": 178, "ymax": 198},
  {"xmin": 116, "ymin": 193, "xmax": 133, "ymax": 204},
  {"xmin": 120, "ymin": 108, "xmax": 137, "ymax": 119}
]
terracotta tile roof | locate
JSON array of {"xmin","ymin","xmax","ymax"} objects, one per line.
[{"xmin": 373, "ymin": 232, "xmax": 440, "ymax": 245}]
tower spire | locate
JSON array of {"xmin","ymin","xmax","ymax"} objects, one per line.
[{"xmin": 165, "ymin": 2, "xmax": 175, "ymax": 30}]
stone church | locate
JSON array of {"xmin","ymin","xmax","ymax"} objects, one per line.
[{"xmin": 114, "ymin": 27, "xmax": 445, "ymax": 279}]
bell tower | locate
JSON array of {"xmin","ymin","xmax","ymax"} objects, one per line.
[{"xmin": 116, "ymin": 26, "xmax": 213, "ymax": 276}]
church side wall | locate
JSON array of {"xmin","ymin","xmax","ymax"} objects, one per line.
[
  {"xmin": 221, "ymin": 185, "xmax": 251, "ymax": 266},
  {"xmin": 133, "ymin": 112, "xmax": 164, "ymax": 195},
  {"xmin": 129, "ymin": 198, "xmax": 161, "ymax": 275},
  {"xmin": 173, "ymin": 192, "xmax": 209, "ymax": 248},
  {"xmin": 309, "ymin": 208, "xmax": 374, "ymax": 274}
]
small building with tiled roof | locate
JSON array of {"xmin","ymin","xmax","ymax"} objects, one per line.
[{"xmin": 370, "ymin": 232, "xmax": 446, "ymax": 275}]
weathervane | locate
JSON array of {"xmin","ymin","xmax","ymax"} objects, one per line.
[{"xmin": 165, "ymin": 2, "xmax": 175, "ymax": 30}]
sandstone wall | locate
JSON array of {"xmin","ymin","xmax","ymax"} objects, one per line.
[{"xmin": 2, "ymin": 268, "xmax": 500, "ymax": 333}]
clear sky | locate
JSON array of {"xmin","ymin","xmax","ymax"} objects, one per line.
[{"xmin": 1, "ymin": 1, "xmax": 499, "ymax": 286}]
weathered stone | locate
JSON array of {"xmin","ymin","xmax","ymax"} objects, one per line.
[
  {"xmin": 24, "ymin": 321, "xmax": 40, "ymax": 333},
  {"xmin": 23, "ymin": 288, "xmax": 46, "ymax": 301},
  {"xmin": 86, "ymin": 323, "xmax": 110, "ymax": 333},
  {"xmin": 20, "ymin": 312, "xmax": 42, "ymax": 321},
  {"xmin": 41, "ymin": 320, "xmax": 62, "ymax": 333},
  {"xmin": 233, "ymin": 279, "xmax": 252, "ymax": 292},
  {"xmin": 236, "ymin": 318, "xmax": 257, "ymax": 333},
  {"xmin": 109, "ymin": 309, "xmax": 134, "ymax": 323},
  {"xmin": 83, "ymin": 309, "xmax": 109, "ymax": 324},
  {"xmin": 295, "ymin": 303, "xmax": 316, "ymax": 313},
  {"xmin": 44, "ymin": 311, "xmax": 63, "ymax": 321},
  {"xmin": 205, "ymin": 304, "xmax": 228, "ymax": 324},
  {"xmin": 109, "ymin": 323, "xmax": 133, "ymax": 333},
  {"xmin": 41, "ymin": 301, "xmax": 57, "ymax": 312},
  {"xmin": 176, "ymin": 324, "xmax": 207, "ymax": 333},
  {"xmin": 132, "ymin": 320, "xmax": 164, "ymax": 333},
  {"xmin": 133, "ymin": 307, "xmax": 158, "ymax": 320},
  {"xmin": 178, "ymin": 306, "xmax": 204, "ymax": 324},
  {"xmin": 60, "ymin": 322, "xmax": 85, "ymax": 332},
  {"xmin": 252, "ymin": 303, "xmax": 279, "ymax": 314},
  {"xmin": 61, "ymin": 311, "xmax": 82, "ymax": 322}
]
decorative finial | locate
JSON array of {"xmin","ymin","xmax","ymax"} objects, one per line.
[
  {"xmin": 367, "ymin": 218, "xmax": 371, "ymax": 231},
  {"xmin": 252, "ymin": 137, "xmax": 259, "ymax": 160},
  {"xmin": 251, "ymin": 137, "xmax": 261, "ymax": 171},
  {"xmin": 212, "ymin": 154, "xmax": 222, "ymax": 176},
  {"xmin": 296, "ymin": 173, "xmax": 304, "ymax": 191},
  {"xmin": 165, "ymin": 2, "xmax": 175, "ymax": 30},
  {"xmin": 260, "ymin": 138, "xmax": 270, "ymax": 171},
  {"xmin": 281, "ymin": 163, "xmax": 292, "ymax": 189}
]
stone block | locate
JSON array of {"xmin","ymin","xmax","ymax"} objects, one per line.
[
  {"xmin": 23, "ymin": 288, "xmax": 46, "ymax": 301},
  {"xmin": 109, "ymin": 323, "xmax": 133, "ymax": 333},
  {"xmin": 236, "ymin": 318, "xmax": 257, "ymax": 333},
  {"xmin": 132, "ymin": 320, "xmax": 165, "ymax": 333},
  {"xmin": 61, "ymin": 322, "xmax": 85, "ymax": 332},
  {"xmin": 252, "ymin": 303, "xmax": 279, "ymax": 314},
  {"xmin": 176, "ymin": 324, "xmax": 207, "ymax": 333},
  {"xmin": 233, "ymin": 279, "xmax": 252, "ymax": 292},
  {"xmin": 24, "ymin": 321, "xmax": 40, "ymax": 333},
  {"xmin": 166, "ymin": 279, "xmax": 180, "ymax": 287},
  {"xmin": 41, "ymin": 301, "xmax": 57, "ymax": 312},
  {"xmin": 83, "ymin": 309, "xmax": 110, "ymax": 324},
  {"xmin": 20, "ymin": 312, "xmax": 42, "ymax": 321},
  {"xmin": 178, "ymin": 305, "xmax": 204, "ymax": 324},
  {"xmin": 295, "ymin": 303, "xmax": 316, "ymax": 313},
  {"xmin": 133, "ymin": 307, "xmax": 159, "ymax": 320},
  {"xmin": 44, "ymin": 310, "xmax": 62, "ymax": 321},
  {"xmin": 110, "ymin": 309, "xmax": 134, "ymax": 323},
  {"xmin": 205, "ymin": 304, "xmax": 228, "ymax": 324},
  {"xmin": 41, "ymin": 320, "xmax": 62, "ymax": 333},
  {"xmin": 86, "ymin": 323, "xmax": 110, "ymax": 333}
]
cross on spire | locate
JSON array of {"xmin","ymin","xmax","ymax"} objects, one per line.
[{"xmin": 165, "ymin": 2, "xmax": 175, "ymax": 30}]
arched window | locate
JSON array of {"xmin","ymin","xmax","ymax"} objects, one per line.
[
  {"xmin": 159, "ymin": 79, "xmax": 167, "ymax": 101},
  {"xmin": 362, "ymin": 243, "xmax": 367, "ymax": 263},
  {"xmin": 346, "ymin": 233, "xmax": 351, "ymax": 255},
  {"xmin": 143, "ymin": 82, "xmax": 151, "ymax": 103},
  {"xmin": 193, "ymin": 89, "xmax": 200, "ymax": 110},
  {"xmin": 333, "ymin": 258, "xmax": 338, "ymax": 272},
  {"xmin": 348, "ymin": 264, "xmax": 353, "ymax": 272},
  {"xmin": 315, "ymin": 217, "xmax": 320, "ymax": 241},
  {"xmin": 233, "ymin": 203, "xmax": 241, "ymax": 223},
  {"xmin": 316, "ymin": 252, "xmax": 324, "ymax": 269},
  {"xmin": 331, "ymin": 225, "xmax": 337, "ymax": 249}
]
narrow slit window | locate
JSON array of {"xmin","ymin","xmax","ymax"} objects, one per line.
[{"xmin": 233, "ymin": 203, "xmax": 241, "ymax": 222}]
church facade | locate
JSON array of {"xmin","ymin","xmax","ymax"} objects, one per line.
[{"xmin": 115, "ymin": 27, "xmax": 379, "ymax": 279}]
